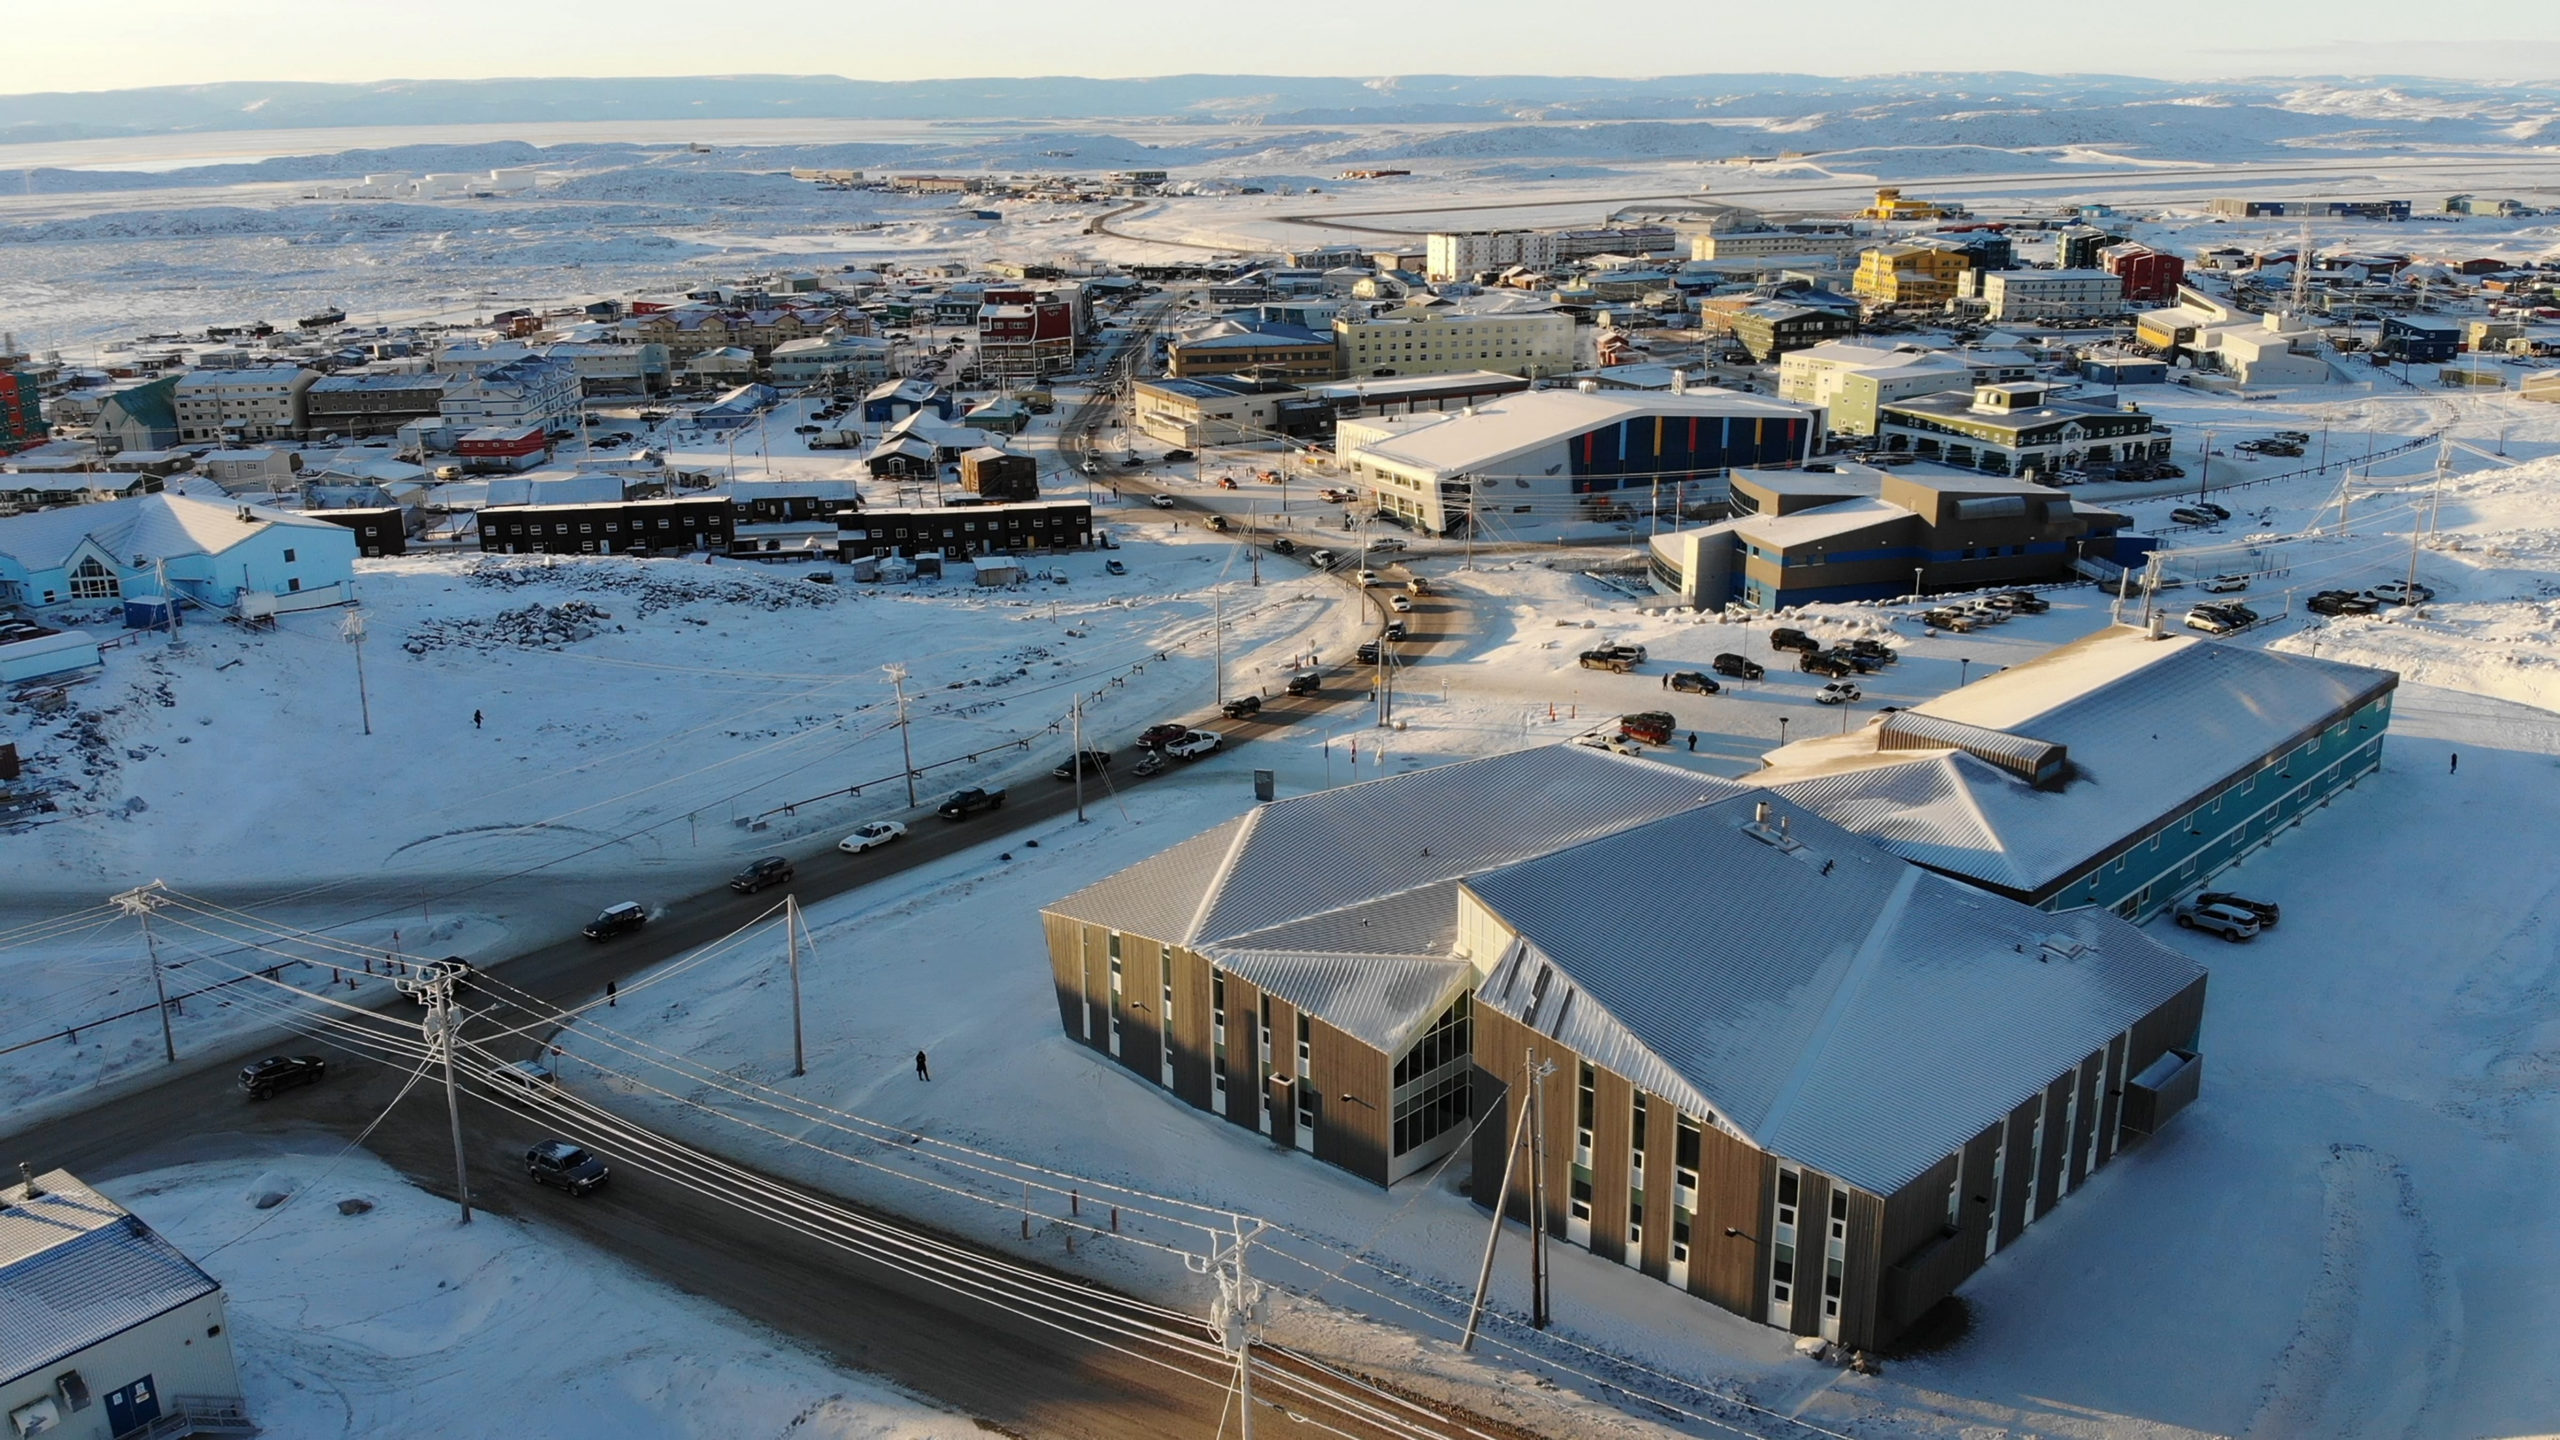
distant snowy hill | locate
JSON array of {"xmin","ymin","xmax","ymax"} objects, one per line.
[{"xmin": 3, "ymin": 71, "xmax": 2556, "ymax": 143}]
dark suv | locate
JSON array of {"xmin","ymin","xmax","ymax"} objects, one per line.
[
  {"xmin": 1285, "ymin": 671, "xmax": 1321, "ymax": 697},
  {"xmin": 240, "ymin": 1054, "xmax": 327, "ymax": 1100},
  {"xmin": 582, "ymin": 902, "xmax": 648, "ymax": 941},
  {"xmin": 525, "ymin": 1139, "xmax": 611, "ymax": 1196},
  {"xmin": 1711, "ymin": 653, "xmax": 1765, "ymax": 681},
  {"xmin": 1221, "ymin": 695, "xmax": 1263, "ymax": 720},
  {"xmin": 1770, "ymin": 628, "xmax": 1820, "ymax": 654},
  {"xmin": 1052, "ymin": 749, "xmax": 1111, "ymax": 780},
  {"xmin": 729, "ymin": 857, "xmax": 793, "ymax": 893}
]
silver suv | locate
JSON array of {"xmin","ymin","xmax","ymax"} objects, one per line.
[{"xmin": 2173, "ymin": 898, "xmax": 2261, "ymax": 941}]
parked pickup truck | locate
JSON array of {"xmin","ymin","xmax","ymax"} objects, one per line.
[
  {"xmin": 937, "ymin": 787, "xmax": 1007, "ymax": 820},
  {"xmin": 1578, "ymin": 649, "xmax": 1637, "ymax": 674}
]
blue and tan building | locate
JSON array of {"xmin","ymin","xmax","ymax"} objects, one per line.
[{"xmin": 1758, "ymin": 624, "xmax": 2397, "ymax": 921}]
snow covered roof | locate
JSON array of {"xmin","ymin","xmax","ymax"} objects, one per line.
[
  {"xmin": 1050, "ymin": 743, "xmax": 2204, "ymax": 1191},
  {"xmin": 1345, "ymin": 388, "xmax": 1816, "ymax": 479},
  {"xmin": 1728, "ymin": 497, "xmax": 1912, "ymax": 547},
  {"xmin": 1467, "ymin": 794, "xmax": 2203, "ymax": 1194},
  {"xmin": 1763, "ymin": 626, "xmax": 2398, "ymax": 897},
  {"xmin": 1, "ymin": 1169, "xmax": 222, "ymax": 1386},
  {"xmin": 0, "ymin": 493, "xmax": 340, "ymax": 570}
]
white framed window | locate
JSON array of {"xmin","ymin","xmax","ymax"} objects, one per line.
[{"xmin": 1768, "ymin": 1167, "xmax": 1801, "ymax": 1328}]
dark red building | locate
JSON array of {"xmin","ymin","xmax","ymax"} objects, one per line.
[{"xmin": 2102, "ymin": 244, "xmax": 2187, "ymax": 305}]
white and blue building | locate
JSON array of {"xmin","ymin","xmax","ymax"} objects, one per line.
[
  {"xmin": 1758, "ymin": 624, "xmax": 2397, "ymax": 921},
  {"xmin": 0, "ymin": 493, "xmax": 357, "ymax": 616}
]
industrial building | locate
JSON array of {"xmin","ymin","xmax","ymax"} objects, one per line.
[
  {"xmin": 2, "ymin": 1168, "xmax": 252, "ymax": 1440},
  {"xmin": 2207, "ymin": 198, "xmax": 2412, "ymax": 220},
  {"xmin": 1337, "ymin": 386, "xmax": 1819, "ymax": 535},
  {"xmin": 1039, "ymin": 743, "xmax": 2209, "ymax": 1352},
  {"xmin": 1759, "ymin": 624, "xmax": 2395, "ymax": 920},
  {"xmin": 1646, "ymin": 462, "xmax": 2131, "ymax": 609},
  {"xmin": 1877, "ymin": 382, "xmax": 2173, "ymax": 478}
]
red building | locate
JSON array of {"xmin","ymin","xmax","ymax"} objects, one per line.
[
  {"xmin": 0, "ymin": 366, "xmax": 41, "ymax": 454},
  {"xmin": 2101, "ymin": 244, "xmax": 2187, "ymax": 305},
  {"xmin": 456, "ymin": 423, "xmax": 551, "ymax": 472},
  {"xmin": 977, "ymin": 298, "xmax": 1076, "ymax": 381}
]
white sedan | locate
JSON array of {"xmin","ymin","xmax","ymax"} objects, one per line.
[
  {"xmin": 838, "ymin": 820, "xmax": 908, "ymax": 854},
  {"xmin": 1389, "ymin": 594, "xmax": 1414, "ymax": 612}
]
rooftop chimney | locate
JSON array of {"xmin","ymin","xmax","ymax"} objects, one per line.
[
  {"xmin": 17, "ymin": 1161, "xmax": 39, "ymax": 1199},
  {"xmin": 1671, "ymin": 369, "xmax": 1689, "ymax": 395},
  {"xmin": 1577, "ymin": 379, "xmax": 1599, "ymax": 395},
  {"xmin": 1754, "ymin": 800, "xmax": 1771, "ymax": 826}
]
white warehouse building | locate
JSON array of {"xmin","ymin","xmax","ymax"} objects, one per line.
[{"xmin": 1337, "ymin": 386, "xmax": 1820, "ymax": 536}]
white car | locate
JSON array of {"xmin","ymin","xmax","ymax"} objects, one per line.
[
  {"xmin": 837, "ymin": 820, "xmax": 908, "ymax": 854},
  {"xmin": 2200, "ymin": 574, "xmax": 2250, "ymax": 594},
  {"xmin": 1164, "ymin": 729, "xmax": 1223, "ymax": 760},
  {"xmin": 1369, "ymin": 538, "xmax": 1408, "ymax": 553},
  {"xmin": 2173, "ymin": 898, "xmax": 2261, "ymax": 941},
  {"xmin": 1151, "ymin": 494, "xmax": 1177, "ymax": 509},
  {"xmin": 1815, "ymin": 680, "xmax": 1862, "ymax": 705},
  {"xmin": 1389, "ymin": 594, "xmax": 1414, "ymax": 612},
  {"xmin": 1357, "ymin": 569, "xmax": 1381, "ymax": 586}
]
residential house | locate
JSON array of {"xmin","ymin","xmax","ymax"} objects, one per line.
[{"xmin": 0, "ymin": 492, "xmax": 356, "ymax": 614}]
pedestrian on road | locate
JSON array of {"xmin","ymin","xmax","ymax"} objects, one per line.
[
  {"xmin": 2450, "ymin": 752, "xmax": 2459, "ymax": 775},
  {"xmin": 915, "ymin": 1049, "xmax": 931, "ymax": 1081},
  {"xmin": 1688, "ymin": 732, "xmax": 1698, "ymax": 752},
  {"xmin": 473, "ymin": 709, "xmax": 483, "ymax": 729},
  {"xmin": 605, "ymin": 979, "xmax": 617, "ymax": 1008}
]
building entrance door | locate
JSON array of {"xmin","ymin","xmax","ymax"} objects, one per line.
[{"xmin": 105, "ymin": 1376, "xmax": 161, "ymax": 1435}]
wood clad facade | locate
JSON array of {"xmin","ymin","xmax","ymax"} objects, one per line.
[{"xmin": 1043, "ymin": 919, "xmax": 1401, "ymax": 1186}]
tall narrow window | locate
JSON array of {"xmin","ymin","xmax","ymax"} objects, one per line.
[
  {"xmin": 1769, "ymin": 1168, "xmax": 1801, "ymax": 1326},
  {"xmin": 1106, "ymin": 934, "xmax": 1124, "ymax": 1058},
  {"xmin": 1821, "ymin": 1190, "xmax": 1848, "ymax": 1336},
  {"xmin": 1575, "ymin": 1063, "xmax": 1597, "ymax": 1163}
]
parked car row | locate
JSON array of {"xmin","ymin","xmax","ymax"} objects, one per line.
[{"xmin": 2184, "ymin": 601, "xmax": 2260, "ymax": 635}]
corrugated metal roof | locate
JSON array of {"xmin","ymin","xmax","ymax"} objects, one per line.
[
  {"xmin": 1044, "ymin": 813, "xmax": 1253, "ymax": 943},
  {"xmin": 1877, "ymin": 711, "xmax": 2066, "ymax": 783},
  {"xmin": 1469, "ymin": 796, "xmax": 2204, "ymax": 1194},
  {"xmin": 1214, "ymin": 951, "xmax": 1476, "ymax": 1054},
  {"xmin": 1, "ymin": 1171, "xmax": 220, "ymax": 1386},
  {"xmin": 1194, "ymin": 747, "xmax": 1736, "ymax": 943},
  {"xmin": 1765, "ymin": 627, "xmax": 2397, "ymax": 895}
]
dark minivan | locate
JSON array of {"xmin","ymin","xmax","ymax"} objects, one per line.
[{"xmin": 730, "ymin": 857, "xmax": 793, "ymax": 893}]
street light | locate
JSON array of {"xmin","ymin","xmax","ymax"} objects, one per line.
[
  {"xmin": 1777, "ymin": 715, "xmax": 1790, "ymax": 747},
  {"xmin": 1960, "ymin": 656, "xmax": 1973, "ymax": 686}
]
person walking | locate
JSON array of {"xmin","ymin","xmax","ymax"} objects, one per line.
[
  {"xmin": 2450, "ymin": 752, "xmax": 2459, "ymax": 775},
  {"xmin": 1687, "ymin": 732, "xmax": 1698, "ymax": 752},
  {"xmin": 605, "ymin": 979, "xmax": 617, "ymax": 1008},
  {"xmin": 915, "ymin": 1049, "xmax": 931, "ymax": 1082},
  {"xmin": 473, "ymin": 709, "xmax": 483, "ymax": 729}
]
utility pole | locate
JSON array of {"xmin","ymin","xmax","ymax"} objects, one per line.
[
  {"xmin": 1527, "ymin": 1051, "xmax": 1551, "ymax": 1330},
  {"xmin": 340, "ymin": 609, "xmax": 373, "ymax": 736},
  {"xmin": 396, "ymin": 962, "xmax": 473, "ymax": 1224},
  {"xmin": 885, "ymin": 665, "xmax": 917, "ymax": 808},
  {"xmin": 1463, "ymin": 1051, "xmax": 1551, "ymax": 1351},
  {"xmin": 1213, "ymin": 584, "xmax": 1226, "ymax": 708},
  {"xmin": 1203, "ymin": 1220, "xmax": 1271, "ymax": 1440},
  {"xmin": 2197, "ymin": 428, "xmax": 2213, "ymax": 508},
  {"xmin": 1464, "ymin": 487, "xmax": 1478, "ymax": 571},
  {"xmin": 1071, "ymin": 694, "xmax": 1086, "ymax": 823},
  {"xmin": 786, "ymin": 895, "xmax": 806, "ymax": 1078},
  {"xmin": 110, "ymin": 881, "xmax": 177, "ymax": 1065}
]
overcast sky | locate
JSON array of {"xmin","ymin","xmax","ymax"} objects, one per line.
[{"xmin": 11, "ymin": 0, "xmax": 2559, "ymax": 90}]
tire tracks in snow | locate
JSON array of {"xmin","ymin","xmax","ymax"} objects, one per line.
[{"xmin": 2243, "ymin": 1143, "xmax": 2457, "ymax": 1440}]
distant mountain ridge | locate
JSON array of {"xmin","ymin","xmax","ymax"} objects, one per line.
[{"xmin": 6, "ymin": 71, "xmax": 2556, "ymax": 142}]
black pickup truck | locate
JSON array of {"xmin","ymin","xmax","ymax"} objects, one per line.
[{"xmin": 937, "ymin": 787, "xmax": 1007, "ymax": 820}]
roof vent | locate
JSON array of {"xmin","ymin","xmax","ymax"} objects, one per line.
[
  {"xmin": 1576, "ymin": 379, "xmax": 1598, "ymax": 394},
  {"xmin": 1671, "ymin": 369, "xmax": 1689, "ymax": 394},
  {"xmin": 16, "ymin": 1161, "xmax": 39, "ymax": 1199},
  {"xmin": 1742, "ymin": 805, "xmax": 1801, "ymax": 853}
]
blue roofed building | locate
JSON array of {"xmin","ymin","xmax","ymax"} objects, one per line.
[{"xmin": 2, "ymin": 1168, "xmax": 251, "ymax": 1440}]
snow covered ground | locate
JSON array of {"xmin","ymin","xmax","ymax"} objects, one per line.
[
  {"xmin": 0, "ymin": 519, "xmax": 1363, "ymax": 1109},
  {"xmin": 537, "ymin": 408, "xmax": 2560, "ymax": 1436},
  {"xmin": 108, "ymin": 1147, "xmax": 976, "ymax": 1440}
]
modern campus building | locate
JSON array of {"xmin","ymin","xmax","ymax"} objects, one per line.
[
  {"xmin": 1646, "ymin": 462, "xmax": 2134, "ymax": 610},
  {"xmin": 1039, "ymin": 744, "xmax": 2209, "ymax": 1352},
  {"xmin": 1337, "ymin": 386, "xmax": 1819, "ymax": 535},
  {"xmin": 1758, "ymin": 624, "xmax": 2397, "ymax": 920}
]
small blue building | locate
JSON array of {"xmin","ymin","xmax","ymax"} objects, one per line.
[
  {"xmin": 0, "ymin": 493, "xmax": 357, "ymax": 615},
  {"xmin": 861, "ymin": 378, "xmax": 954, "ymax": 424},
  {"xmin": 2379, "ymin": 316, "xmax": 2462, "ymax": 364}
]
